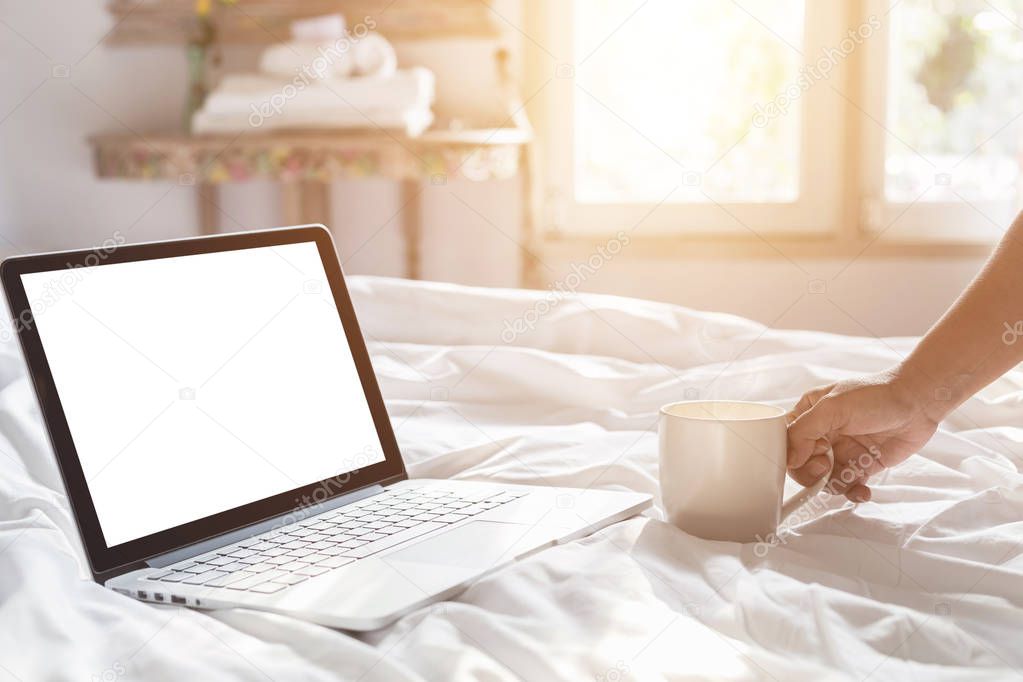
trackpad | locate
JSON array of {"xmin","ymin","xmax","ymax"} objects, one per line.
[{"xmin": 385, "ymin": 520, "xmax": 532, "ymax": 570}]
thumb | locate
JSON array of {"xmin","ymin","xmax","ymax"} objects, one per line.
[{"xmin": 787, "ymin": 395, "xmax": 847, "ymax": 469}]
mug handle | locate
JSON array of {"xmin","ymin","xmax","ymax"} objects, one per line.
[{"xmin": 780, "ymin": 446, "xmax": 835, "ymax": 522}]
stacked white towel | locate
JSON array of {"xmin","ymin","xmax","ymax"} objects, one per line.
[{"xmin": 192, "ymin": 14, "xmax": 434, "ymax": 136}]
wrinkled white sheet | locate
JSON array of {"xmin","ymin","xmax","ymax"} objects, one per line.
[{"xmin": 0, "ymin": 276, "xmax": 1021, "ymax": 681}]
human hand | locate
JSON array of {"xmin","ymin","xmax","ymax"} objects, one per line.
[{"xmin": 786, "ymin": 369, "xmax": 942, "ymax": 502}]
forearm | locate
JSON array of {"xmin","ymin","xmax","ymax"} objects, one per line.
[{"xmin": 896, "ymin": 212, "xmax": 1023, "ymax": 420}]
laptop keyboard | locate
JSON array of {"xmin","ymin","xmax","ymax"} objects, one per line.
[{"xmin": 145, "ymin": 486, "xmax": 528, "ymax": 595}]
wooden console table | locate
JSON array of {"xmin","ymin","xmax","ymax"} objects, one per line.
[{"xmin": 89, "ymin": 125, "xmax": 539, "ymax": 285}]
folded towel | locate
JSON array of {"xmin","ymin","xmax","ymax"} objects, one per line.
[
  {"xmin": 258, "ymin": 31, "xmax": 396, "ymax": 80},
  {"xmin": 259, "ymin": 41, "xmax": 355, "ymax": 79},
  {"xmin": 352, "ymin": 33, "xmax": 397, "ymax": 79},
  {"xmin": 203, "ymin": 67, "xmax": 435, "ymax": 117}
]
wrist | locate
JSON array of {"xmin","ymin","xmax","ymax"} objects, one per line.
[{"xmin": 890, "ymin": 360, "xmax": 960, "ymax": 424}]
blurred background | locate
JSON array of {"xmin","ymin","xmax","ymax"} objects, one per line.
[{"xmin": 2, "ymin": 0, "xmax": 1021, "ymax": 336}]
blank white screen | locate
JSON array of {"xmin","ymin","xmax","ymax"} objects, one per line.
[{"xmin": 21, "ymin": 241, "xmax": 386, "ymax": 547}]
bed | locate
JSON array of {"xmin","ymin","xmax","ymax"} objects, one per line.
[{"xmin": 1, "ymin": 276, "xmax": 1020, "ymax": 681}]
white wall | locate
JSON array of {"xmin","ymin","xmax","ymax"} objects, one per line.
[
  {"xmin": 563, "ymin": 256, "xmax": 984, "ymax": 337},
  {"xmin": 0, "ymin": 1, "xmax": 988, "ymax": 337}
]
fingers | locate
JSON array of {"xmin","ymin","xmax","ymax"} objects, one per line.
[
  {"xmin": 788, "ymin": 438, "xmax": 831, "ymax": 487},
  {"xmin": 824, "ymin": 436, "xmax": 885, "ymax": 501},
  {"xmin": 787, "ymin": 392, "xmax": 847, "ymax": 470},
  {"xmin": 823, "ymin": 438, "xmax": 868, "ymax": 497},
  {"xmin": 846, "ymin": 484, "xmax": 871, "ymax": 503},
  {"xmin": 786, "ymin": 384, "xmax": 833, "ymax": 425},
  {"xmin": 789, "ymin": 435, "xmax": 883, "ymax": 503}
]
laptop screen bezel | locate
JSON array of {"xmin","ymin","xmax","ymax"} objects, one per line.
[{"xmin": 1, "ymin": 226, "xmax": 407, "ymax": 580}]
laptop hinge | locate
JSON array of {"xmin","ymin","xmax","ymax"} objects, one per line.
[{"xmin": 146, "ymin": 484, "xmax": 386, "ymax": 569}]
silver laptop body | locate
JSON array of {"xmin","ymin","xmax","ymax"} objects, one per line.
[{"xmin": 3, "ymin": 226, "xmax": 650, "ymax": 631}]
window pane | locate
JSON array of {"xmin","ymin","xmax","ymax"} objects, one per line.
[
  {"xmin": 886, "ymin": 0, "xmax": 1023, "ymax": 206},
  {"xmin": 573, "ymin": 0, "xmax": 804, "ymax": 204}
]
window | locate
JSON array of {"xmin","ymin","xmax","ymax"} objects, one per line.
[
  {"xmin": 574, "ymin": 1, "xmax": 804, "ymax": 205},
  {"xmin": 861, "ymin": 0, "xmax": 1023, "ymax": 242},
  {"xmin": 529, "ymin": 0, "xmax": 1018, "ymax": 245}
]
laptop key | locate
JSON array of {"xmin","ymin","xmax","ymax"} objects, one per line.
[
  {"xmin": 244, "ymin": 563, "xmax": 278, "ymax": 573},
  {"xmin": 205, "ymin": 571, "xmax": 254, "ymax": 587},
  {"xmin": 295, "ymin": 565, "xmax": 328, "ymax": 577},
  {"xmin": 456, "ymin": 489, "xmax": 502, "ymax": 503},
  {"xmin": 492, "ymin": 492, "xmax": 523, "ymax": 503},
  {"xmin": 227, "ymin": 571, "xmax": 286, "ymax": 590},
  {"xmin": 412, "ymin": 513, "xmax": 439, "ymax": 521},
  {"xmin": 451, "ymin": 504, "xmax": 489, "ymax": 516},
  {"xmin": 249, "ymin": 582, "xmax": 286, "ymax": 594},
  {"xmin": 192, "ymin": 551, "xmax": 222, "ymax": 563},
  {"xmin": 206, "ymin": 556, "xmax": 235, "ymax": 567},
  {"xmin": 262, "ymin": 534, "xmax": 289, "ymax": 544},
  {"xmin": 183, "ymin": 570, "xmax": 228, "ymax": 585},
  {"xmin": 433, "ymin": 514, "xmax": 469, "ymax": 524},
  {"xmin": 278, "ymin": 561, "xmax": 309, "ymax": 572},
  {"xmin": 317, "ymin": 556, "xmax": 356, "ymax": 569},
  {"xmin": 275, "ymin": 574, "xmax": 308, "ymax": 585},
  {"xmin": 157, "ymin": 571, "xmax": 191, "ymax": 583},
  {"xmin": 303, "ymin": 553, "xmax": 330, "ymax": 563}
]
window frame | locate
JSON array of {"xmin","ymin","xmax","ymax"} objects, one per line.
[
  {"xmin": 522, "ymin": 0, "xmax": 1001, "ymax": 258},
  {"xmin": 858, "ymin": 0, "xmax": 1018, "ymax": 244}
]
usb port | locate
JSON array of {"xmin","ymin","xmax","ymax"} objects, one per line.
[
  {"xmin": 137, "ymin": 590, "xmax": 148, "ymax": 600},
  {"xmin": 170, "ymin": 595, "xmax": 186, "ymax": 605},
  {"xmin": 154, "ymin": 593, "xmax": 164, "ymax": 602}
]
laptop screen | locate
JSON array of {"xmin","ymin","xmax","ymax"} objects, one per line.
[{"xmin": 20, "ymin": 241, "xmax": 386, "ymax": 547}]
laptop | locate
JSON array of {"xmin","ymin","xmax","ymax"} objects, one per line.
[{"xmin": 2, "ymin": 226, "xmax": 650, "ymax": 631}]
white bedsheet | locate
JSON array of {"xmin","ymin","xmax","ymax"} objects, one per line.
[{"xmin": 0, "ymin": 276, "xmax": 1020, "ymax": 681}]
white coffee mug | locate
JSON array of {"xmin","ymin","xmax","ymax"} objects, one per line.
[{"xmin": 658, "ymin": 400, "xmax": 834, "ymax": 543}]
